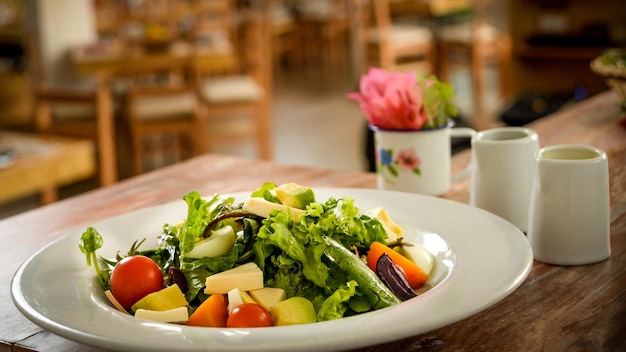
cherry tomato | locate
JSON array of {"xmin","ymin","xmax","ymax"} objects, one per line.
[
  {"xmin": 226, "ymin": 303, "xmax": 272, "ymax": 328},
  {"xmin": 109, "ymin": 255, "xmax": 164, "ymax": 309}
]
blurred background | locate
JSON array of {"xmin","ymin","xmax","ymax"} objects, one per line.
[{"xmin": 0, "ymin": 0, "xmax": 624, "ymax": 218}]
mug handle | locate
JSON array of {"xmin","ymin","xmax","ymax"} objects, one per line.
[{"xmin": 450, "ymin": 127, "xmax": 476, "ymax": 182}]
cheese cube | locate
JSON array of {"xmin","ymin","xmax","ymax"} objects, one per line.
[
  {"xmin": 227, "ymin": 288, "xmax": 245, "ymax": 314},
  {"xmin": 134, "ymin": 306, "xmax": 189, "ymax": 323},
  {"xmin": 243, "ymin": 197, "xmax": 306, "ymax": 223},
  {"xmin": 204, "ymin": 262, "xmax": 264, "ymax": 294},
  {"xmin": 249, "ymin": 287, "xmax": 286, "ymax": 311}
]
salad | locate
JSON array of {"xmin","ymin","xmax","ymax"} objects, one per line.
[{"xmin": 78, "ymin": 182, "xmax": 434, "ymax": 328}]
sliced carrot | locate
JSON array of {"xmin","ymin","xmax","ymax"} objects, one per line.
[
  {"xmin": 366, "ymin": 241, "xmax": 428, "ymax": 289},
  {"xmin": 187, "ymin": 294, "xmax": 228, "ymax": 327}
]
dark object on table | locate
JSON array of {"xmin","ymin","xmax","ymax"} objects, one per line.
[
  {"xmin": 0, "ymin": 43, "xmax": 26, "ymax": 71},
  {"xmin": 500, "ymin": 92, "xmax": 570, "ymax": 126}
]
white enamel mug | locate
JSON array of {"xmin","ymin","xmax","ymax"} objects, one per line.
[
  {"xmin": 372, "ymin": 123, "xmax": 476, "ymax": 196},
  {"xmin": 470, "ymin": 127, "xmax": 539, "ymax": 232},
  {"xmin": 527, "ymin": 145, "xmax": 611, "ymax": 265}
]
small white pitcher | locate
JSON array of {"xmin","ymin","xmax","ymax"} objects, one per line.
[
  {"xmin": 527, "ymin": 145, "xmax": 611, "ymax": 265},
  {"xmin": 372, "ymin": 123, "xmax": 476, "ymax": 196},
  {"xmin": 470, "ymin": 127, "xmax": 540, "ymax": 232}
]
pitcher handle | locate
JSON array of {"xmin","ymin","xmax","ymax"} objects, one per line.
[{"xmin": 450, "ymin": 127, "xmax": 476, "ymax": 182}]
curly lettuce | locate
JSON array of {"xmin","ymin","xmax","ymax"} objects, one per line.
[{"xmin": 251, "ymin": 195, "xmax": 391, "ymax": 320}]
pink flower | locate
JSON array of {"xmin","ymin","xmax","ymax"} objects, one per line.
[
  {"xmin": 347, "ymin": 68, "xmax": 430, "ymax": 130},
  {"xmin": 396, "ymin": 148, "xmax": 421, "ymax": 170}
]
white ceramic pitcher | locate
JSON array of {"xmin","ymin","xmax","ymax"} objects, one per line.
[
  {"xmin": 527, "ymin": 145, "xmax": 611, "ymax": 265},
  {"xmin": 470, "ymin": 127, "xmax": 539, "ymax": 232}
]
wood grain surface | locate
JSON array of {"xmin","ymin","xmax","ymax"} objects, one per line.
[{"xmin": 1, "ymin": 91, "xmax": 624, "ymax": 351}]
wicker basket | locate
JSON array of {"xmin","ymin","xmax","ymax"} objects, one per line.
[{"xmin": 590, "ymin": 48, "xmax": 626, "ymax": 108}]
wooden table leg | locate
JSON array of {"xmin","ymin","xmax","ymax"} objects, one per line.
[
  {"xmin": 95, "ymin": 74, "xmax": 117, "ymax": 186},
  {"xmin": 40, "ymin": 186, "xmax": 58, "ymax": 205}
]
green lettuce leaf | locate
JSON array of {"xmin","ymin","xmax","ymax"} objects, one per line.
[
  {"xmin": 251, "ymin": 195, "xmax": 394, "ymax": 319},
  {"xmin": 317, "ymin": 280, "xmax": 358, "ymax": 321},
  {"xmin": 178, "ymin": 192, "xmax": 213, "ymax": 256},
  {"xmin": 250, "ymin": 182, "xmax": 279, "ymax": 202},
  {"xmin": 255, "ymin": 211, "xmax": 329, "ymax": 288}
]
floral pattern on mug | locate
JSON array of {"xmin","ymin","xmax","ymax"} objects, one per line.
[{"xmin": 377, "ymin": 146, "xmax": 421, "ymax": 183}]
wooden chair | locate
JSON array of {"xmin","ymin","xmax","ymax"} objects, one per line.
[
  {"xmin": 293, "ymin": 0, "xmax": 351, "ymax": 70},
  {"xmin": 363, "ymin": 0, "xmax": 436, "ymax": 74},
  {"xmin": 102, "ymin": 0, "xmax": 232, "ymax": 175},
  {"xmin": 268, "ymin": 0, "xmax": 299, "ymax": 70},
  {"xmin": 192, "ymin": 3, "xmax": 273, "ymax": 160},
  {"xmin": 27, "ymin": 0, "xmax": 118, "ymax": 188},
  {"xmin": 191, "ymin": 0, "xmax": 239, "ymax": 63},
  {"xmin": 123, "ymin": 67, "xmax": 204, "ymax": 175},
  {"xmin": 33, "ymin": 81, "xmax": 116, "ymax": 186},
  {"xmin": 437, "ymin": 1, "xmax": 512, "ymax": 129}
]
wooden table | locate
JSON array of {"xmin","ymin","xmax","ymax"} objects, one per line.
[
  {"xmin": 388, "ymin": 0, "xmax": 471, "ymax": 18},
  {"xmin": 0, "ymin": 132, "xmax": 95, "ymax": 205},
  {"xmin": 2, "ymin": 90, "xmax": 625, "ymax": 351},
  {"xmin": 71, "ymin": 40, "xmax": 237, "ymax": 77}
]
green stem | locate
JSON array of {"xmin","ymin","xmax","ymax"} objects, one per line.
[{"xmin": 91, "ymin": 252, "xmax": 105, "ymax": 289}]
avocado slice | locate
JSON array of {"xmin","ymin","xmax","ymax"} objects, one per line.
[
  {"xmin": 269, "ymin": 297, "xmax": 317, "ymax": 325},
  {"xmin": 275, "ymin": 183, "xmax": 316, "ymax": 209}
]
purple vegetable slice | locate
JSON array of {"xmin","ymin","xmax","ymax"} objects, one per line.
[{"xmin": 376, "ymin": 253, "xmax": 417, "ymax": 301}]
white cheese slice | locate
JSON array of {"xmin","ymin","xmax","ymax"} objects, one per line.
[
  {"xmin": 227, "ymin": 288, "xmax": 245, "ymax": 314},
  {"xmin": 134, "ymin": 306, "xmax": 189, "ymax": 323},
  {"xmin": 204, "ymin": 262, "xmax": 264, "ymax": 294},
  {"xmin": 249, "ymin": 287, "xmax": 286, "ymax": 311},
  {"xmin": 243, "ymin": 197, "xmax": 306, "ymax": 223}
]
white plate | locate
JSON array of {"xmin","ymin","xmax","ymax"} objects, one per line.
[{"xmin": 12, "ymin": 188, "xmax": 533, "ymax": 352}]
